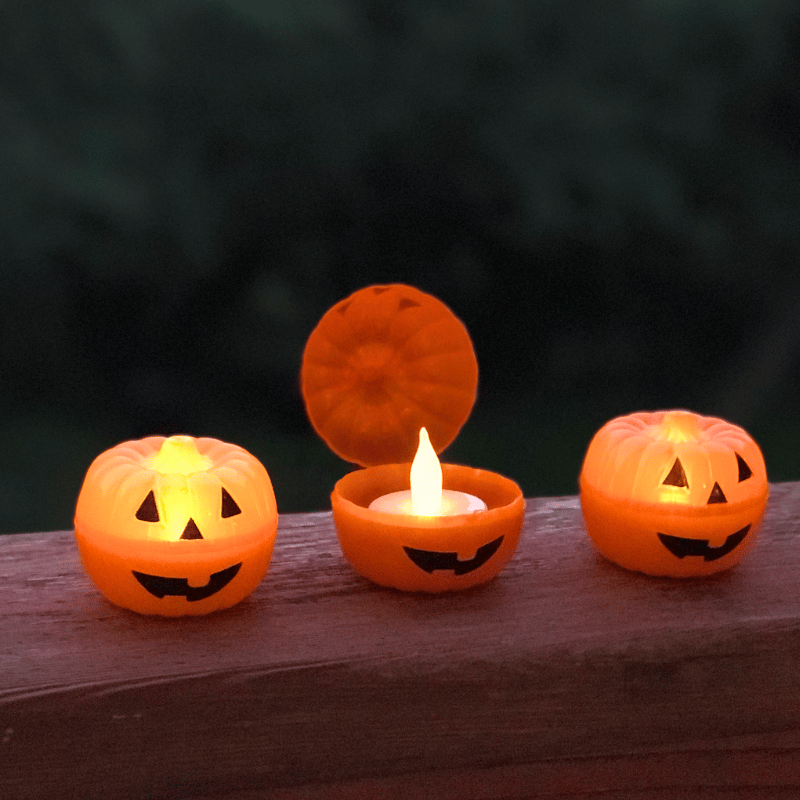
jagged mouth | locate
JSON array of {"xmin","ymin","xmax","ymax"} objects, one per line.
[
  {"xmin": 403, "ymin": 536, "xmax": 504, "ymax": 575},
  {"xmin": 132, "ymin": 562, "xmax": 242, "ymax": 601},
  {"xmin": 657, "ymin": 525, "xmax": 751, "ymax": 562}
]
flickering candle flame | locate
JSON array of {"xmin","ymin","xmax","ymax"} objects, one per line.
[
  {"xmin": 140, "ymin": 437, "xmax": 216, "ymax": 539},
  {"xmin": 145, "ymin": 436, "xmax": 213, "ymax": 475},
  {"xmin": 659, "ymin": 411, "xmax": 703, "ymax": 444},
  {"xmin": 368, "ymin": 428, "xmax": 487, "ymax": 516},
  {"xmin": 410, "ymin": 427, "xmax": 442, "ymax": 515},
  {"xmin": 652, "ymin": 412, "xmax": 701, "ymax": 504}
]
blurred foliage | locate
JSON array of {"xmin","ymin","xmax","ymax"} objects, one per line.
[{"xmin": 1, "ymin": 0, "xmax": 799, "ymax": 532}]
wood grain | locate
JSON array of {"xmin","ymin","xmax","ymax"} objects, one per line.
[{"xmin": 3, "ymin": 484, "xmax": 800, "ymax": 799}]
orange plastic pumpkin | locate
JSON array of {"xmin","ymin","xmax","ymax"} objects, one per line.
[
  {"xmin": 302, "ymin": 284, "xmax": 524, "ymax": 592},
  {"xmin": 74, "ymin": 435, "xmax": 278, "ymax": 615},
  {"xmin": 580, "ymin": 410, "xmax": 768, "ymax": 577},
  {"xmin": 331, "ymin": 462, "xmax": 524, "ymax": 592},
  {"xmin": 300, "ymin": 283, "xmax": 478, "ymax": 466}
]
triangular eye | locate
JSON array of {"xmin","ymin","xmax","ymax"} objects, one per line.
[
  {"xmin": 135, "ymin": 491, "xmax": 160, "ymax": 522},
  {"xmin": 707, "ymin": 482, "xmax": 727, "ymax": 504},
  {"xmin": 662, "ymin": 458, "xmax": 688, "ymax": 488},
  {"xmin": 221, "ymin": 487, "xmax": 242, "ymax": 518},
  {"xmin": 180, "ymin": 518, "xmax": 203, "ymax": 540},
  {"xmin": 736, "ymin": 453, "xmax": 753, "ymax": 482},
  {"xmin": 398, "ymin": 298, "xmax": 421, "ymax": 311}
]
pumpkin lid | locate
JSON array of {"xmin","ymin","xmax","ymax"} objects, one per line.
[{"xmin": 300, "ymin": 284, "xmax": 478, "ymax": 466}]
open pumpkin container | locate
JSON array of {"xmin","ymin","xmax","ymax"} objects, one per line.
[{"xmin": 301, "ymin": 284, "xmax": 525, "ymax": 592}]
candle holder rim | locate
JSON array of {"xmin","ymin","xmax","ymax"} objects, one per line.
[{"xmin": 332, "ymin": 461, "xmax": 524, "ymax": 525}]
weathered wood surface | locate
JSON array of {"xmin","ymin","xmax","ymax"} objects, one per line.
[{"xmin": 3, "ymin": 483, "xmax": 800, "ymax": 799}]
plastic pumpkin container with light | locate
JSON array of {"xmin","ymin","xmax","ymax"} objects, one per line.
[
  {"xmin": 579, "ymin": 410, "xmax": 768, "ymax": 577},
  {"xmin": 301, "ymin": 284, "xmax": 525, "ymax": 592},
  {"xmin": 74, "ymin": 435, "xmax": 278, "ymax": 615}
]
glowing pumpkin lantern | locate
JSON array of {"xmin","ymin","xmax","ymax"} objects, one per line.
[
  {"xmin": 74, "ymin": 435, "xmax": 278, "ymax": 615},
  {"xmin": 302, "ymin": 284, "xmax": 525, "ymax": 592},
  {"xmin": 579, "ymin": 410, "xmax": 768, "ymax": 577}
]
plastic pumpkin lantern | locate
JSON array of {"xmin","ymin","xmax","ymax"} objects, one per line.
[
  {"xmin": 579, "ymin": 410, "xmax": 768, "ymax": 577},
  {"xmin": 331, "ymin": 459, "xmax": 525, "ymax": 592},
  {"xmin": 301, "ymin": 284, "xmax": 525, "ymax": 592},
  {"xmin": 74, "ymin": 435, "xmax": 278, "ymax": 615}
]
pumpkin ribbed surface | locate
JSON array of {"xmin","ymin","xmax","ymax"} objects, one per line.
[
  {"xmin": 74, "ymin": 435, "xmax": 277, "ymax": 615},
  {"xmin": 301, "ymin": 284, "xmax": 478, "ymax": 466},
  {"xmin": 579, "ymin": 410, "xmax": 769, "ymax": 577}
]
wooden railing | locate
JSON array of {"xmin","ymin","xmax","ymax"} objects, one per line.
[{"xmin": 4, "ymin": 483, "xmax": 800, "ymax": 799}]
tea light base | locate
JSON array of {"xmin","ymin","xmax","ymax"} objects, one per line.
[{"xmin": 331, "ymin": 462, "xmax": 525, "ymax": 592}]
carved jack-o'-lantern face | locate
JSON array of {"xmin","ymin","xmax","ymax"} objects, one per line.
[
  {"xmin": 579, "ymin": 410, "xmax": 769, "ymax": 577},
  {"xmin": 74, "ymin": 436, "xmax": 278, "ymax": 615}
]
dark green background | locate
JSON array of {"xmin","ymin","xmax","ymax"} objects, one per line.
[{"xmin": 2, "ymin": 0, "xmax": 799, "ymax": 533}]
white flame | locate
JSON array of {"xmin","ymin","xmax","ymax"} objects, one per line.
[{"xmin": 410, "ymin": 427, "xmax": 442, "ymax": 515}]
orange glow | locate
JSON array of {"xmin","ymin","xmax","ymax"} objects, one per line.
[
  {"xmin": 74, "ymin": 436, "xmax": 278, "ymax": 616},
  {"xmin": 145, "ymin": 436, "xmax": 213, "ymax": 474},
  {"xmin": 580, "ymin": 410, "xmax": 768, "ymax": 577},
  {"xmin": 656, "ymin": 486, "xmax": 691, "ymax": 505},
  {"xmin": 410, "ymin": 428, "xmax": 442, "ymax": 515},
  {"xmin": 304, "ymin": 284, "xmax": 522, "ymax": 591},
  {"xmin": 333, "ymin": 462, "xmax": 525, "ymax": 592},
  {"xmin": 658, "ymin": 410, "xmax": 703, "ymax": 443}
]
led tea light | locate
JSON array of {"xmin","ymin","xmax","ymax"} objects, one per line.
[{"xmin": 368, "ymin": 428, "xmax": 487, "ymax": 516}]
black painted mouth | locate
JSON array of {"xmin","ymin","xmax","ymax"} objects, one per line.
[
  {"xmin": 132, "ymin": 562, "xmax": 242, "ymax": 602},
  {"xmin": 657, "ymin": 525, "xmax": 751, "ymax": 562},
  {"xmin": 403, "ymin": 536, "xmax": 504, "ymax": 575}
]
